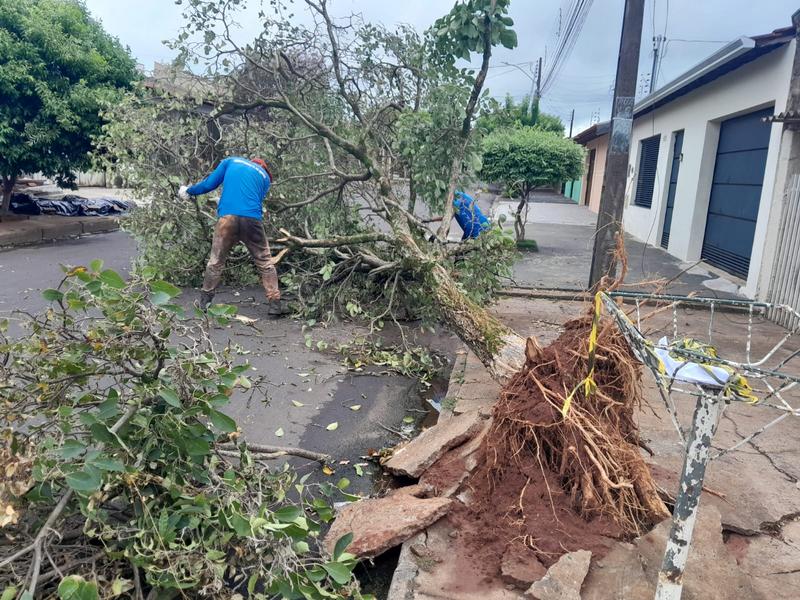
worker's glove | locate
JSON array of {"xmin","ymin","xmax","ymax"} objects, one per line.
[{"xmin": 178, "ymin": 185, "xmax": 191, "ymax": 201}]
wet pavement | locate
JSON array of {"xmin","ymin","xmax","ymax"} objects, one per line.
[{"xmin": 0, "ymin": 231, "xmax": 458, "ymax": 497}]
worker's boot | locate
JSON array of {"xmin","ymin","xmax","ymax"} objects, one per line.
[{"xmin": 199, "ymin": 289, "xmax": 215, "ymax": 311}]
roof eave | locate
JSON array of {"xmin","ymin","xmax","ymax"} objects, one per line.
[{"xmin": 634, "ymin": 37, "xmax": 756, "ymax": 116}]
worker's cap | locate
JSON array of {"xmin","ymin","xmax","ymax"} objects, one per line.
[{"xmin": 251, "ymin": 158, "xmax": 273, "ymax": 182}]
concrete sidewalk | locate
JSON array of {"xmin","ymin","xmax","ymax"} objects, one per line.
[
  {"xmin": 389, "ymin": 296, "xmax": 800, "ymax": 600},
  {"xmin": 492, "ymin": 197, "xmax": 743, "ymax": 299},
  {"xmin": 0, "ymin": 215, "xmax": 121, "ymax": 248}
]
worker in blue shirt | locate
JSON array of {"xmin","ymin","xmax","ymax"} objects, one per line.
[
  {"xmin": 179, "ymin": 156, "xmax": 279, "ymax": 308},
  {"xmin": 453, "ymin": 191, "xmax": 490, "ymax": 240}
]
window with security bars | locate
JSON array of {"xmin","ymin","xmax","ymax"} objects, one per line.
[{"xmin": 633, "ymin": 135, "xmax": 660, "ymax": 208}]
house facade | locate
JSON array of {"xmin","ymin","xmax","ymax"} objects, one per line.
[
  {"xmin": 573, "ymin": 121, "xmax": 609, "ymax": 213},
  {"xmin": 573, "ymin": 23, "xmax": 799, "ymax": 301}
]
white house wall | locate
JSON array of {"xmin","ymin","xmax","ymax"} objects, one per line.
[{"xmin": 622, "ymin": 41, "xmax": 794, "ymax": 298}]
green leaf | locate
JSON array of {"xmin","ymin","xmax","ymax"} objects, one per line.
[
  {"xmin": 89, "ymin": 456, "xmax": 125, "ymax": 472},
  {"xmin": 275, "ymin": 427, "xmax": 284, "ymax": 437},
  {"xmin": 151, "ymin": 291, "xmax": 171, "ymax": 305},
  {"xmin": 59, "ymin": 440, "xmax": 86, "ymax": 460},
  {"xmin": 65, "ymin": 468, "xmax": 102, "ymax": 493},
  {"xmin": 326, "ymin": 422, "xmax": 338, "ymax": 431},
  {"xmin": 209, "ymin": 410, "xmax": 237, "ymax": 433},
  {"xmin": 274, "ymin": 505, "xmax": 302, "ymax": 523},
  {"xmin": 89, "ymin": 259, "xmax": 104, "ymax": 272},
  {"xmin": 333, "ymin": 532, "xmax": 353, "ymax": 561},
  {"xmin": 150, "ymin": 280, "xmax": 181, "ymax": 298},
  {"xmin": 291, "ymin": 400, "xmax": 304, "ymax": 407},
  {"xmin": 322, "ymin": 562, "xmax": 352, "ymax": 585},
  {"xmin": 183, "ymin": 437, "xmax": 210, "ymax": 457},
  {"xmin": 58, "ymin": 575, "xmax": 99, "ymax": 600},
  {"xmin": 348, "ymin": 404, "xmax": 361, "ymax": 411},
  {"xmin": 42, "ymin": 289, "xmax": 64, "ymax": 302},
  {"xmin": 99, "ymin": 269, "xmax": 126, "ymax": 289},
  {"xmin": 159, "ymin": 388, "xmax": 182, "ymax": 408},
  {"xmin": 1, "ymin": 587, "xmax": 17, "ymax": 600},
  {"xmin": 499, "ymin": 28, "xmax": 518, "ymax": 49},
  {"xmin": 336, "ymin": 477, "xmax": 350, "ymax": 491}
]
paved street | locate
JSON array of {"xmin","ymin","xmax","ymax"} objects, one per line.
[{"xmin": 0, "ymin": 232, "xmax": 459, "ymax": 493}]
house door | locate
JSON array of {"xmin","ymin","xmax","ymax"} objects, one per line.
[
  {"xmin": 660, "ymin": 130, "xmax": 684, "ymax": 249},
  {"xmin": 701, "ymin": 107, "xmax": 773, "ymax": 279},
  {"xmin": 583, "ymin": 148, "xmax": 596, "ymax": 206}
]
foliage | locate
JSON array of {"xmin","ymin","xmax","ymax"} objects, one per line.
[
  {"xmin": 0, "ymin": 266, "xmax": 366, "ymax": 599},
  {"xmin": 432, "ymin": 0, "xmax": 517, "ymax": 62},
  {"xmin": 481, "ymin": 127, "xmax": 584, "ymax": 198},
  {"xmin": 479, "ymin": 94, "xmax": 564, "ymax": 135},
  {"xmin": 0, "ymin": 0, "xmax": 138, "ymax": 210}
]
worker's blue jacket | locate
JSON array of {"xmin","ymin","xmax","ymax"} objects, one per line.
[
  {"xmin": 453, "ymin": 191, "xmax": 490, "ymax": 239},
  {"xmin": 187, "ymin": 157, "xmax": 271, "ymax": 220}
]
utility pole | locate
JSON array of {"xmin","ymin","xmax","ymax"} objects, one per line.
[
  {"xmin": 649, "ymin": 35, "xmax": 664, "ymax": 94},
  {"xmin": 588, "ymin": 0, "xmax": 645, "ymax": 288},
  {"xmin": 536, "ymin": 56, "xmax": 542, "ymax": 99},
  {"xmin": 568, "ymin": 109, "xmax": 575, "ymax": 137}
]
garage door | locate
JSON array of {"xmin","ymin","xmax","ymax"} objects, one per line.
[{"xmin": 701, "ymin": 107, "xmax": 773, "ymax": 279}]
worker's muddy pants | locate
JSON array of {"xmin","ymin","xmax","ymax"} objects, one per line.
[{"xmin": 202, "ymin": 215, "xmax": 280, "ymax": 300}]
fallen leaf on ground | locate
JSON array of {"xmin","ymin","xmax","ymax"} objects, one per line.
[
  {"xmin": 291, "ymin": 400, "xmax": 304, "ymax": 407},
  {"xmin": 232, "ymin": 314, "xmax": 257, "ymax": 325},
  {"xmin": 326, "ymin": 422, "xmax": 339, "ymax": 431},
  {"xmin": 322, "ymin": 465, "xmax": 334, "ymax": 475},
  {"xmin": 349, "ymin": 404, "xmax": 361, "ymax": 411},
  {"xmin": 275, "ymin": 427, "xmax": 284, "ymax": 437}
]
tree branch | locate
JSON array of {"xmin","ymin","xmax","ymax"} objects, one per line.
[
  {"xmin": 218, "ymin": 442, "xmax": 330, "ymax": 463},
  {"xmin": 436, "ymin": 0, "xmax": 496, "ymax": 240}
]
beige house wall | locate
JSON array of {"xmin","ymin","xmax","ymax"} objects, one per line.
[{"xmin": 580, "ymin": 135, "xmax": 608, "ymax": 213}]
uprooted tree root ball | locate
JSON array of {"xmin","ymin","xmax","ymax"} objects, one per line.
[{"xmin": 446, "ymin": 308, "xmax": 671, "ymax": 576}]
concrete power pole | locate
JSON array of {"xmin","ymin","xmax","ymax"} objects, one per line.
[
  {"xmin": 568, "ymin": 109, "xmax": 575, "ymax": 138},
  {"xmin": 588, "ymin": 0, "xmax": 645, "ymax": 288},
  {"xmin": 650, "ymin": 35, "xmax": 664, "ymax": 94}
]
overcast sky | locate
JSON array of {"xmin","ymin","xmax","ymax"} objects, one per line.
[{"xmin": 84, "ymin": 0, "xmax": 798, "ymax": 133}]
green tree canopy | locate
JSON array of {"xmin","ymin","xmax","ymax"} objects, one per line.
[
  {"xmin": 481, "ymin": 127, "xmax": 584, "ymax": 239},
  {"xmin": 479, "ymin": 94, "xmax": 564, "ymax": 135},
  {"xmin": 0, "ymin": 0, "xmax": 138, "ymax": 211}
]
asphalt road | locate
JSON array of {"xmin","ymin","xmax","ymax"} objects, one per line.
[{"xmin": 0, "ymin": 231, "xmax": 457, "ymax": 495}]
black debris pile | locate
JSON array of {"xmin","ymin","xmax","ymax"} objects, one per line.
[{"xmin": 10, "ymin": 193, "xmax": 132, "ymax": 217}]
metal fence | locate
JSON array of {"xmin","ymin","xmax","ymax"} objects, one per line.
[{"xmin": 768, "ymin": 173, "xmax": 800, "ymax": 329}]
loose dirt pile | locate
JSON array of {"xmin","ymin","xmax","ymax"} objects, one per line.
[{"xmin": 422, "ymin": 309, "xmax": 671, "ymax": 585}]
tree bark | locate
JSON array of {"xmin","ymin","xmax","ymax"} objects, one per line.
[
  {"xmin": 429, "ymin": 263, "xmax": 525, "ymax": 383},
  {"xmin": 1, "ymin": 174, "xmax": 16, "ymax": 216}
]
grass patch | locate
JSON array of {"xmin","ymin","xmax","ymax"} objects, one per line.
[{"xmin": 516, "ymin": 239, "xmax": 538, "ymax": 252}]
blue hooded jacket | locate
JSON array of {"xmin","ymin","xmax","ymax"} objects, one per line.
[
  {"xmin": 187, "ymin": 157, "xmax": 271, "ymax": 220},
  {"xmin": 453, "ymin": 191, "xmax": 490, "ymax": 239}
]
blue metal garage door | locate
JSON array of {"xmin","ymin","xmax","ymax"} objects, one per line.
[{"xmin": 701, "ymin": 107, "xmax": 773, "ymax": 279}]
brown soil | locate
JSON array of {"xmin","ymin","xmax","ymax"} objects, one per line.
[{"xmin": 421, "ymin": 311, "xmax": 670, "ymax": 586}]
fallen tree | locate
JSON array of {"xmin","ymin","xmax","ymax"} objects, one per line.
[{"xmin": 99, "ymin": 0, "xmax": 527, "ymax": 383}]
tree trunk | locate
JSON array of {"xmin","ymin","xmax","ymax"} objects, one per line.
[
  {"xmin": 1, "ymin": 175, "xmax": 16, "ymax": 216},
  {"xmin": 429, "ymin": 263, "xmax": 526, "ymax": 384}
]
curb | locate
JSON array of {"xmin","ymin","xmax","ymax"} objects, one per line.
[{"xmin": 0, "ymin": 217, "xmax": 121, "ymax": 249}]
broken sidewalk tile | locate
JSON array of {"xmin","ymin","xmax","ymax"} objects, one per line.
[
  {"xmin": 525, "ymin": 549, "xmax": 591, "ymax": 600},
  {"xmin": 323, "ymin": 492, "xmax": 453, "ymax": 559},
  {"xmin": 384, "ymin": 409, "xmax": 487, "ymax": 478},
  {"xmin": 581, "ymin": 505, "xmax": 757, "ymax": 600}
]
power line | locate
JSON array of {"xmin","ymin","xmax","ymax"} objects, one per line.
[{"xmin": 540, "ymin": 0, "xmax": 595, "ymax": 95}]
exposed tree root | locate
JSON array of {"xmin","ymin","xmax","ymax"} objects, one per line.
[{"xmin": 485, "ymin": 311, "xmax": 670, "ymax": 536}]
